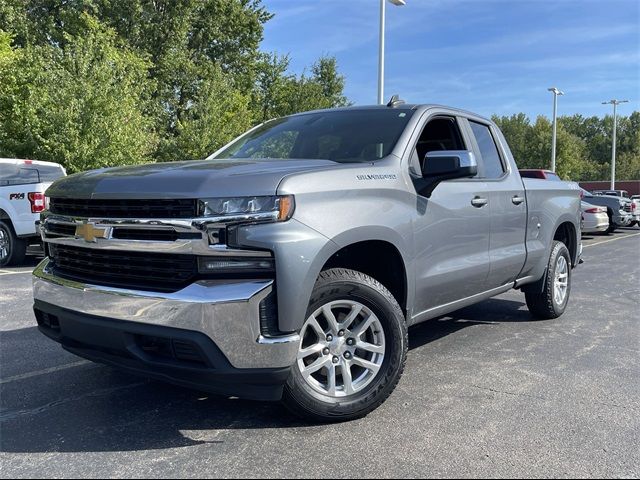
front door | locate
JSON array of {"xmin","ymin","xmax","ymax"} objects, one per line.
[{"xmin": 411, "ymin": 115, "xmax": 491, "ymax": 315}]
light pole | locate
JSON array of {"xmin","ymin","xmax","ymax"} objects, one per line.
[
  {"xmin": 548, "ymin": 87, "xmax": 564, "ymax": 172},
  {"xmin": 602, "ymin": 99, "xmax": 629, "ymax": 190},
  {"xmin": 378, "ymin": 0, "xmax": 405, "ymax": 105}
]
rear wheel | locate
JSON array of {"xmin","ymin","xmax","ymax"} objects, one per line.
[
  {"xmin": 525, "ymin": 241, "xmax": 572, "ymax": 319},
  {"xmin": 0, "ymin": 220, "xmax": 27, "ymax": 267},
  {"xmin": 283, "ymin": 268, "xmax": 407, "ymax": 422}
]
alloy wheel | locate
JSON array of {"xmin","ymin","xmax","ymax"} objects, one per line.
[
  {"xmin": 0, "ymin": 226, "xmax": 9, "ymax": 262},
  {"xmin": 554, "ymin": 255, "xmax": 569, "ymax": 306},
  {"xmin": 297, "ymin": 300, "xmax": 386, "ymax": 398}
]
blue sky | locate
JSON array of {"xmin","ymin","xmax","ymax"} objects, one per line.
[{"xmin": 261, "ymin": 0, "xmax": 639, "ymax": 119}]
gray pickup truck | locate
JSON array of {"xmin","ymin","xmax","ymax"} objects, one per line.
[{"xmin": 33, "ymin": 101, "xmax": 581, "ymax": 421}]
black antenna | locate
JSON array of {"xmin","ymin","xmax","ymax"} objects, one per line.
[{"xmin": 387, "ymin": 95, "xmax": 405, "ymax": 107}]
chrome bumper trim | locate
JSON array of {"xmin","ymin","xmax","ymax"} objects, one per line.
[{"xmin": 33, "ymin": 258, "xmax": 299, "ymax": 369}]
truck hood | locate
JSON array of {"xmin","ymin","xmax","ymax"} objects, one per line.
[{"xmin": 46, "ymin": 159, "xmax": 340, "ymax": 199}]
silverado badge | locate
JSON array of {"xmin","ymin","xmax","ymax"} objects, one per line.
[{"xmin": 75, "ymin": 222, "xmax": 108, "ymax": 242}]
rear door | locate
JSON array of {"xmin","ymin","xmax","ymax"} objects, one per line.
[{"xmin": 464, "ymin": 119, "xmax": 528, "ymax": 288}]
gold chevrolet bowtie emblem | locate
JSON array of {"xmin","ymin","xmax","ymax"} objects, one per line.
[{"xmin": 75, "ymin": 222, "xmax": 107, "ymax": 242}]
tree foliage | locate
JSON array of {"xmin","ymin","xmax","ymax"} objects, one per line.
[
  {"xmin": 492, "ymin": 112, "xmax": 640, "ymax": 181},
  {"xmin": 0, "ymin": 0, "xmax": 348, "ymax": 172},
  {"xmin": 1, "ymin": 15, "xmax": 156, "ymax": 172}
]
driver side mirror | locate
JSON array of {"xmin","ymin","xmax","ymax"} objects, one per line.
[
  {"xmin": 415, "ymin": 150, "xmax": 478, "ymax": 198},
  {"xmin": 423, "ymin": 150, "xmax": 477, "ymax": 178}
]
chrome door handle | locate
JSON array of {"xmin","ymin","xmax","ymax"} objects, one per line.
[
  {"xmin": 471, "ymin": 196, "xmax": 488, "ymax": 208},
  {"xmin": 512, "ymin": 195, "xmax": 525, "ymax": 205}
]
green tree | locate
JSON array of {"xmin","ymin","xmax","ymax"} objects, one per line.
[
  {"xmin": 0, "ymin": 1, "xmax": 350, "ymax": 171},
  {"xmin": 0, "ymin": 16, "xmax": 156, "ymax": 172},
  {"xmin": 495, "ymin": 112, "xmax": 639, "ymax": 181},
  {"xmin": 253, "ymin": 52, "xmax": 292, "ymax": 122},
  {"xmin": 310, "ymin": 56, "xmax": 349, "ymax": 108},
  {"xmin": 163, "ymin": 65, "xmax": 253, "ymax": 160},
  {"xmin": 492, "ymin": 113, "xmax": 531, "ymax": 164},
  {"xmin": 253, "ymin": 54, "xmax": 349, "ymax": 122},
  {"xmin": 0, "ymin": 30, "xmax": 20, "ymax": 153}
]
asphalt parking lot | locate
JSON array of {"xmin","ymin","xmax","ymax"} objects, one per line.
[{"xmin": 1, "ymin": 230, "xmax": 639, "ymax": 478}]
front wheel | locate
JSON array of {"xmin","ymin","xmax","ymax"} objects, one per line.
[
  {"xmin": 525, "ymin": 241, "xmax": 572, "ymax": 319},
  {"xmin": 282, "ymin": 268, "xmax": 407, "ymax": 422},
  {"xmin": 0, "ymin": 220, "xmax": 27, "ymax": 267}
]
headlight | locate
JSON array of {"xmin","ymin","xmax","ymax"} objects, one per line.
[{"xmin": 198, "ymin": 195, "xmax": 294, "ymax": 222}]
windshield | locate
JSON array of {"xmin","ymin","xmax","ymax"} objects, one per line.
[{"xmin": 211, "ymin": 109, "xmax": 415, "ymax": 163}]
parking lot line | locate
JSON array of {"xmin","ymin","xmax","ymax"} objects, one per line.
[
  {"xmin": 0, "ymin": 270, "xmax": 33, "ymax": 276},
  {"xmin": 584, "ymin": 232, "xmax": 640, "ymax": 248},
  {"xmin": 0, "ymin": 360, "xmax": 93, "ymax": 385}
]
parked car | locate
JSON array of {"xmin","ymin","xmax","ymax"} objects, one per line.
[
  {"xmin": 0, "ymin": 159, "xmax": 66, "ymax": 266},
  {"xmin": 615, "ymin": 196, "xmax": 636, "ymax": 227},
  {"xmin": 581, "ymin": 188, "xmax": 632, "ymax": 233},
  {"xmin": 33, "ymin": 102, "xmax": 581, "ymax": 421},
  {"xmin": 631, "ymin": 195, "xmax": 640, "ymax": 227},
  {"xmin": 592, "ymin": 189, "xmax": 630, "ymax": 198},
  {"xmin": 581, "ymin": 201, "xmax": 608, "ymax": 234}
]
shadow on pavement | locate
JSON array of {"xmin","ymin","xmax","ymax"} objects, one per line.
[
  {"xmin": 4, "ymin": 253, "xmax": 43, "ymax": 269},
  {"xmin": 1, "ymin": 297, "xmax": 540, "ymax": 454},
  {"xmin": 408, "ymin": 297, "xmax": 535, "ymax": 350}
]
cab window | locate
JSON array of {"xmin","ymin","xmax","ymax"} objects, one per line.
[
  {"xmin": 469, "ymin": 121, "xmax": 506, "ymax": 179},
  {"xmin": 414, "ymin": 117, "xmax": 465, "ymax": 175}
]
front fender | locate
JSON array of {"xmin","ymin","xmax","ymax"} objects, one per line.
[
  {"xmin": 236, "ymin": 221, "xmax": 416, "ymax": 333},
  {"xmin": 235, "ymin": 219, "xmax": 339, "ymax": 333}
]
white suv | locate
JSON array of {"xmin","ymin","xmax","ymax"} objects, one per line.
[{"xmin": 0, "ymin": 159, "xmax": 66, "ymax": 266}]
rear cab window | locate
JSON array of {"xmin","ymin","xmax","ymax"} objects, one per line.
[{"xmin": 0, "ymin": 162, "xmax": 65, "ymax": 186}]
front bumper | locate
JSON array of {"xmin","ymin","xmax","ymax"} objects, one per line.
[
  {"xmin": 33, "ymin": 258, "xmax": 299, "ymax": 400},
  {"xmin": 616, "ymin": 213, "xmax": 633, "ymax": 226}
]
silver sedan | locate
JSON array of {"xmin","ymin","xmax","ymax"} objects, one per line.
[{"xmin": 581, "ymin": 201, "xmax": 609, "ymax": 234}]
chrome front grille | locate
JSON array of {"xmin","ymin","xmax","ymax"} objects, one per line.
[{"xmin": 40, "ymin": 214, "xmax": 213, "ymax": 254}]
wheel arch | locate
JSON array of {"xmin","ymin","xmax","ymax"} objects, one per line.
[
  {"xmin": 321, "ymin": 239, "xmax": 409, "ymax": 315},
  {"xmin": 553, "ymin": 220, "xmax": 579, "ymax": 267}
]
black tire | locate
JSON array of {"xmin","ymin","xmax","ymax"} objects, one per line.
[
  {"xmin": 525, "ymin": 241, "xmax": 572, "ymax": 320},
  {"xmin": 0, "ymin": 220, "xmax": 27, "ymax": 267},
  {"xmin": 282, "ymin": 268, "xmax": 408, "ymax": 423},
  {"xmin": 605, "ymin": 210, "xmax": 616, "ymax": 234}
]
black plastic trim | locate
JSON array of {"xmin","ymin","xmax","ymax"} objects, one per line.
[{"xmin": 34, "ymin": 300, "xmax": 291, "ymax": 401}]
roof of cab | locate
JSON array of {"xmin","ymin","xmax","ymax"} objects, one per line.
[
  {"xmin": 0, "ymin": 158, "xmax": 64, "ymax": 168},
  {"xmin": 288, "ymin": 102, "xmax": 494, "ymax": 124}
]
